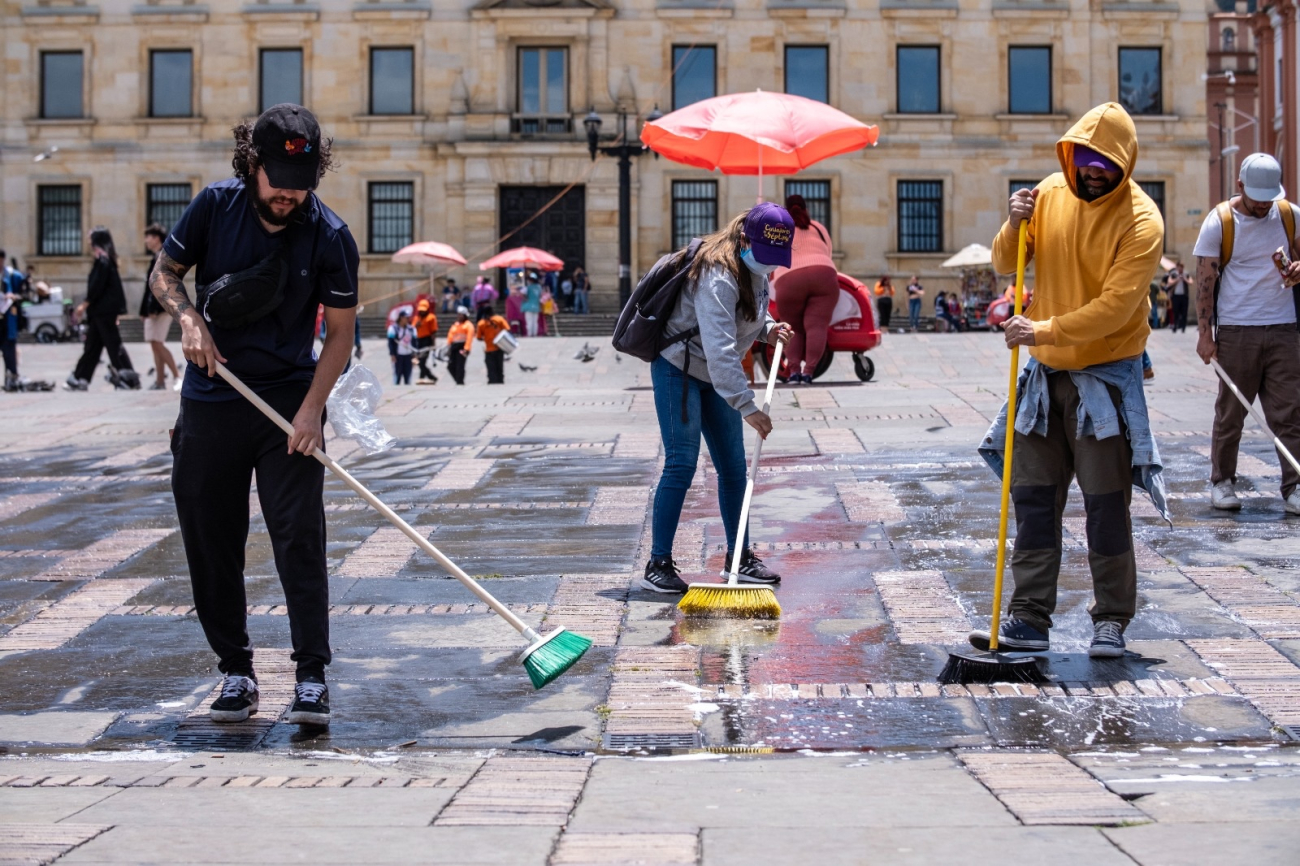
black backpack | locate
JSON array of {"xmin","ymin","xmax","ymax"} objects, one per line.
[{"xmin": 612, "ymin": 239, "xmax": 702, "ymax": 362}]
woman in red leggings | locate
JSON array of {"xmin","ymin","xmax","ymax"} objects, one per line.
[{"xmin": 772, "ymin": 195, "xmax": 838, "ymax": 383}]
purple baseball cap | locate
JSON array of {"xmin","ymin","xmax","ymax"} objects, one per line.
[
  {"xmin": 1073, "ymin": 144, "xmax": 1120, "ymax": 173},
  {"xmin": 744, "ymin": 202, "xmax": 795, "ymax": 268}
]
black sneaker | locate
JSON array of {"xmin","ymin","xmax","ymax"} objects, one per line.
[
  {"xmin": 1088, "ymin": 621, "xmax": 1127, "ymax": 658},
  {"xmin": 287, "ymin": 677, "xmax": 331, "ymax": 725},
  {"xmin": 967, "ymin": 617, "xmax": 1049, "ymax": 652},
  {"xmin": 640, "ymin": 557, "xmax": 689, "ymax": 594},
  {"xmin": 209, "ymin": 674, "xmax": 259, "ymax": 723},
  {"xmin": 727, "ymin": 550, "xmax": 781, "ymax": 585}
]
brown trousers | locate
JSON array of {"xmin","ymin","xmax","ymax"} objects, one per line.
[
  {"xmin": 1211, "ymin": 324, "xmax": 1300, "ymax": 498},
  {"xmin": 1009, "ymin": 373, "xmax": 1137, "ymax": 632}
]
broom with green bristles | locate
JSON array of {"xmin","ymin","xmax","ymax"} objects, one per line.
[
  {"xmin": 215, "ymin": 363, "xmax": 592, "ymax": 689},
  {"xmin": 677, "ymin": 341, "xmax": 784, "ymax": 619}
]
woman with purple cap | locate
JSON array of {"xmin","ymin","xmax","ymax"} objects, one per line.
[{"xmin": 637, "ymin": 203, "xmax": 794, "ymax": 595}]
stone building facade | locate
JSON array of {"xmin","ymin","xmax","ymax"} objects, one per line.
[{"xmin": 4, "ymin": 0, "xmax": 1209, "ymax": 313}]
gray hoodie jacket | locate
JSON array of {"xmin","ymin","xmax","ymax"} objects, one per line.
[{"xmin": 659, "ymin": 262, "xmax": 777, "ymax": 417}]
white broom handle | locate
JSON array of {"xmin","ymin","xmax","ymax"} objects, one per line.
[
  {"xmin": 1210, "ymin": 357, "xmax": 1300, "ymax": 478},
  {"xmin": 214, "ymin": 363, "xmax": 540, "ymax": 642},
  {"xmin": 729, "ymin": 340, "xmax": 784, "ymax": 579}
]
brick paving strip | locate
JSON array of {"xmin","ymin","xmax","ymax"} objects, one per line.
[
  {"xmin": 0, "ymin": 774, "xmax": 446, "ymax": 789},
  {"xmin": 835, "ymin": 480, "xmax": 905, "ymax": 523},
  {"xmin": 433, "ymin": 755, "xmax": 592, "ymax": 826},
  {"xmin": 28, "ymin": 528, "xmax": 174, "ymax": 581},
  {"xmin": 334, "ymin": 526, "xmax": 429, "ymax": 578},
  {"xmin": 171, "ymin": 649, "xmax": 297, "ymax": 750},
  {"xmin": 809, "ymin": 428, "xmax": 865, "ymax": 455},
  {"xmin": 586, "ymin": 486, "xmax": 652, "ymax": 526},
  {"xmin": 933, "ymin": 403, "xmax": 989, "ymax": 426},
  {"xmin": 1185, "ymin": 638, "xmax": 1300, "ymax": 727},
  {"xmin": 479, "ymin": 413, "xmax": 533, "ymax": 437},
  {"xmin": 550, "ymin": 832, "xmax": 699, "ymax": 866},
  {"xmin": 873, "ymin": 569, "xmax": 972, "ymax": 645},
  {"xmin": 1180, "ymin": 566, "xmax": 1300, "ymax": 639},
  {"xmin": 603, "ymin": 646, "xmax": 702, "ymax": 750},
  {"xmin": 795, "ymin": 388, "xmax": 839, "ymax": 410},
  {"xmin": 94, "ymin": 441, "xmax": 171, "ymax": 469},
  {"xmin": 958, "ymin": 752, "xmax": 1148, "ymax": 825},
  {"xmin": 704, "ymin": 677, "xmax": 1238, "ymax": 700},
  {"xmin": 0, "ymin": 823, "xmax": 112, "ymax": 865},
  {"xmin": 543, "ymin": 574, "xmax": 628, "ymax": 646},
  {"xmin": 0, "ymin": 492, "xmax": 61, "ymax": 522},
  {"xmin": 421, "ymin": 458, "xmax": 497, "ymax": 491},
  {"xmin": 113, "ymin": 601, "xmax": 552, "ymax": 618},
  {"xmin": 0, "ymin": 578, "xmax": 156, "ymax": 651},
  {"xmin": 612, "ymin": 432, "xmax": 661, "ymax": 459}
]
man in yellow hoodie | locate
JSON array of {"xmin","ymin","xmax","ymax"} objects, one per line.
[{"xmin": 972, "ymin": 103, "xmax": 1168, "ymax": 660}]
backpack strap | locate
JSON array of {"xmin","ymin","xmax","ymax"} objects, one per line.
[
  {"xmin": 1280, "ymin": 200, "xmax": 1297, "ymax": 251},
  {"xmin": 1217, "ymin": 200, "xmax": 1235, "ymax": 270}
]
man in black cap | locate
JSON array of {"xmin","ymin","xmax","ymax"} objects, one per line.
[{"xmin": 148, "ymin": 104, "xmax": 358, "ymax": 727}]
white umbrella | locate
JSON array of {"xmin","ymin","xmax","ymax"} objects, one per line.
[{"xmin": 941, "ymin": 244, "xmax": 994, "ymax": 269}]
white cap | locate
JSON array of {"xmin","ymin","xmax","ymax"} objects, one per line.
[
  {"xmin": 456, "ymin": 306, "xmax": 470, "ymax": 316},
  {"xmin": 1240, "ymin": 152, "xmax": 1286, "ymax": 202}
]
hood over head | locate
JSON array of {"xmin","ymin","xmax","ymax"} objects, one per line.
[{"xmin": 1056, "ymin": 102, "xmax": 1138, "ymax": 202}]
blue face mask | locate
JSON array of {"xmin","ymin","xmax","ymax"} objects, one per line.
[{"xmin": 741, "ymin": 248, "xmax": 778, "ymax": 277}]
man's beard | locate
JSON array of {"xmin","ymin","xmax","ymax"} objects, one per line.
[
  {"xmin": 251, "ymin": 189, "xmax": 307, "ymax": 226},
  {"xmin": 1076, "ymin": 170, "xmax": 1121, "ymax": 202}
]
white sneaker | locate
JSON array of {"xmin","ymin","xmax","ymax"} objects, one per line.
[
  {"xmin": 1211, "ymin": 481, "xmax": 1242, "ymax": 511},
  {"xmin": 1286, "ymin": 491, "xmax": 1300, "ymax": 516}
]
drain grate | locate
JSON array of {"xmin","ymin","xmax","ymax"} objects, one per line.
[
  {"xmin": 1282, "ymin": 725, "xmax": 1300, "ymax": 742},
  {"xmin": 172, "ymin": 720, "xmax": 274, "ymax": 751},
  {"xmin": 604, "ymin": 732, "xmax": 700, "ymax": 751}
]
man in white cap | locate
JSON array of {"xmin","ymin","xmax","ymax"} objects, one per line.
[{"xmin": 1194, "ymin": 153, "xmax": 1300, "ymax": 512}]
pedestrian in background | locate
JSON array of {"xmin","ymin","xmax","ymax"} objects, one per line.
[
  {"xmin": 1, "ymin": 252, "xmax": 26, "ymax": 391},
  {"xmin": 67, "ymin": 227, "xmax": 139, "ymax": 391},
  {"xmin": 413, "ymin": 298, "xmax": 439, "ymax": 385},
  {"xmin": 573, "ymin": 266, "xmax": 590, "ymax": 314},
  {"xmin": 471, "ymin": 276, "xmax": 497, "ymax": 322},
  {"xmin": 971, "ymin": 103, "xmax": 1166, "ymax": 660},
  {"xmin": 505, "ymin": 281, "xmax": 525, "ymax": 334},
  {"xmin": 476, "ymin": 306, "xmax": 511, "ymax": 385},
  {"xmin": 907, "ymin": 274, "xmax": 925, "ymax": 331},
  {"xmin": 559, "ymin": 272, "xmax": 574, "ymax": 312},
  {"xmin": 639, "ymin": 204, "xmax": 793, "ymax": 594},
  {"xmin": 522, "ymin": 272, "xmax": 542, "ymax": 336},
  {"xmin": 387, "ymin": 310, "xmax": 416, "ymax": 385},
  {"xmin": 1194, "ymin": 153, "xmax": 1300, "ymax": 513},
  {"xmin": 1165, "ymin": 260, "xmax": 1191, "ymax": 333},
  {"xmin": 140, "ymin": 222, "xmax": 180, "ymax": 390},
  {"xmin": 441, "ymin": 277, "xmax": 460, "ymax": 313},
  {"xmin": 874, "ymin": 274, "xmax": 894, "ymax": 329},
  {"xmin": 446, "ymin": 306, "xmax": 474, "ymax": 385},
  {"xmin": 772, "ymin": 194, "xmax": 838, "ymax": 384}
]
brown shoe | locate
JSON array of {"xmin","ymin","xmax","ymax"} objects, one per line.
[{"xmin": 1143, "ymin": 366, "xmax": 1155, "ymax": 380}]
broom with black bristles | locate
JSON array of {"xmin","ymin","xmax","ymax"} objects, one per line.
[
  {"xmin": 677, "ymin": 341, "xmax": 784, "ymax": 619},
  {"xmin": 938, "ymin": 221, "xmax": 1047, "ymax": 686},
  {"xmin": 215, "ymin": 363, "xmax": 592, "ymax": 689}
]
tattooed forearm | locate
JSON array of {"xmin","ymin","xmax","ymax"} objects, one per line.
[
  {"xmin": 1194, "ymin": 256, "xmax": 1218, "ymax": 332},
  {"xmin": 148, "ymin": 250, "xmax": 195, "ymax": 321}
]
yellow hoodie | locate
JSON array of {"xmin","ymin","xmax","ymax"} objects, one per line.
[{"xmin": 991, "ymin": 102, "xmax": 1164, "ymax": 370}]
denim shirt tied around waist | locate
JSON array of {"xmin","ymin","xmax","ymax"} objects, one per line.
[{"xmin": 977, "ymin": 356, "xmax": 1170, "ymax": 523}]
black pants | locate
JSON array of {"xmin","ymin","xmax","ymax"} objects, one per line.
[
  {"xmin": 415, "ymin": 336, "xmax": 436, "ymax": 380},
  {"xmin": 447, "ymin": 341, "xmax": 467, "ymax": 384},
  {"xmin": 475, "ymin": 303, "xmax": 492, "ymax": 323},
  {"xmin": 1170, "ymin": 294, "xmax": 1189, "ymax": 332},
  {"xmin": 393, "ymin": 354, "xmax": 413, "ymax": 385},
  {"xmin": 171, "ymin": 383, "xmax": 330, "ymax": 681},
  {"xmin": 0, "ymin": 334, "xmax": 16, "ymax": 376},
  {"xmin": 74, "ymin": 315, "xmax": 133, "ymax": 382},
  {"xmin": 485, "ymin": 350, "xmax": 505, "ymax": 384},
  {"xmin": 877, "ymin": 297, "xmax": 892, "ymax": 328}
]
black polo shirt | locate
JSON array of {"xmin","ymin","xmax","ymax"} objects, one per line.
[{"xmin": 163, "ymin": 178, "xmax": 359, "ymax": 401}]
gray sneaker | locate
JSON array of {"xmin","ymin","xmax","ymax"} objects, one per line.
[
  {"xmin": 1210, "ymin": 481, "xmax": 1242, "ymax": 511},
  {"xmin": 1088, "ymin": 621, "xmax": 1126, "ymax": 658}
]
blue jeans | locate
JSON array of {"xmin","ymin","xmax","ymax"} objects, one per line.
[
  {"xmin": 909, "ymin": 297, "xmax": 922, "ymax": 330},
  {"xmin": 650, "ymin": 356, "xmax": 749, "ymax": 559},
  {"xmin": 574, "ymin": 289, "xmax": 589, "ymax": 314}
]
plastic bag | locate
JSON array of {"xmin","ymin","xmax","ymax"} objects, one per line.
[{"xmin": 326, "ymin": 364, "xmax": 395, "ymax": 455}]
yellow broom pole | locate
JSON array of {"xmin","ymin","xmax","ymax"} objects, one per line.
[{"xmin": 989, "ymin": 220, "xmax": 1029, "ymax": 653}]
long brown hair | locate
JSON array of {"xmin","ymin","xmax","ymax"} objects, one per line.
[{"xmin": 685, "ymin": 212, "xmax": 757, "ymax": 322}]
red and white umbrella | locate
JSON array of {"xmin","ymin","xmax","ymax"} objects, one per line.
[
  {"xmin": 479, "ymin": 246, "xmax": 565, "ymax": 272},
  {"xmin": 391, "ymin": 241, "xmax": 468, "ymax": 267}
]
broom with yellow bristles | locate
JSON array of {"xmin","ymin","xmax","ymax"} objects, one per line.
[{"xmin": 678, "ymin": 341, "xmax": 784, "ymax": 619}]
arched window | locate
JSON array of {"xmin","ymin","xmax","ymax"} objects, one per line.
[{"xmin": 1223, "ymin": 28, "xmax": 1236, "ymax": 52}]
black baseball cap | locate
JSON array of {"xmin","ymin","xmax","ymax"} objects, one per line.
[{"xmin": 253, "ymin": 103, "xmax": 321, "ymax": 191}]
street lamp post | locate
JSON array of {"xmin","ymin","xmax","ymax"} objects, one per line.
[{"xmin": 584, "ymin": 106, "xmax": 661, "ymax": 309}]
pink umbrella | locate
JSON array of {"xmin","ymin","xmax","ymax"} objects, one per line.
[
  {"xmin": 391, "ymin": 241, "xmax": 468, "ymax": 267},
  {"xmin": 642, "ymin": 90, "xmax": 879, "ymax": 202},
  {"xmin": 479, "ymin": 247, "xmax": 565, "ymax": 272}
]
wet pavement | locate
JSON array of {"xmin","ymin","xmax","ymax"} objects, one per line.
[{"xmin": 2, "ymin": 332, "xmax": 1300, "ymax": 864}]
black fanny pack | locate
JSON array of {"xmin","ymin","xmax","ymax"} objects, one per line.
[{"xmin": 198, "ymin": 250, "xmax": 287, "ymax": 329}]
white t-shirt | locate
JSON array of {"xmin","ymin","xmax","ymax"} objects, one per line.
[{"xmin": 1192, "ymin": 203, "xmax": 1295, "ymax": 326}]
